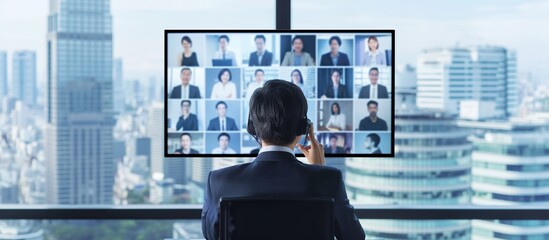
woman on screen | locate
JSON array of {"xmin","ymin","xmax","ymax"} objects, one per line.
[
  {"xmin": 177, "ymin": 36, "xmax": 199, "ymax": 67},
  {"xmin": 210, "ymin": 68, "xmax": 237, "ymax": 99},
  {"xmin": 281, "ymin": 36, "xmax": 315, "ymax": 66},
  {"xmin": 362, "ymin": 36, "xmax": 386, "ymax": 66},
  {"xmin": 290, "ymin": 69, "xmax": 305, "ymax": 93},
  {"xmin": 325, "ymin": 102, "xmax": 347, "ymax": 131}
]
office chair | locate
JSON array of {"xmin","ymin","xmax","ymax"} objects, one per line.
[{"xmin": 219, "ymin": 197, "xmax": 334, "ymax": 240}]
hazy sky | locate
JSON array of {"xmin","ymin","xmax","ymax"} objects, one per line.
[{"xmin": 1, "ymin": 0, "xmax": 548, "ymax": 85}]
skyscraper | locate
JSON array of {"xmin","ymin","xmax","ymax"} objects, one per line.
[
  {"xmin": 113, "ymin": 58, "xmax": 124, "ymax": 113},
  {"xmin": 148, "ymin": 102, "xmax": 164, "ymax": 176},
  {"xmin": 347, "ymin": 66, "xmax": 472, "ymax": 239},
  {"xmin": 11, "ymin": 50, "xmax": 37, "ymax": 106},
  {"xmin": 458, "ymin": 119, "xmax": 549, "ymax": 239},
  {"xmin": 0, "ymin": 51, "xmax": 7, "ymax": 98},
  {"xmin": 417, "ymin": 46, "xmax": 517, "ymax": 118},
  {"xmin": 45, "ymin": 0, "xmax": 115, "ymax": 204}
]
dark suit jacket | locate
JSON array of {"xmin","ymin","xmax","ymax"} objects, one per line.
[
  {"xmin": 201, "ymin": 151, "xmax": 365, "ymax": 240},
  {"xmin": 176, "ymin": 114, "xmax": 198, "ymax": 131},
  {"xmin": 248, "ymin": 50, "xmax": 273, "ymax": 66},
  {"xmin": 320, "ymin": 52, "xmax": 350, "ymax": 66},
  {"xmin": 207, "ymin": 117, "xmax": 238, "ymax": 131},
  {"xmin": 324, "ymin": 83, "xmax": 349, "ymax": 98},
  {"xmin": 358, "ymin": 84, "xmax": 389, "ymax": 99},
  {"xmin": 174, "ymin": 148, "xmax": 199, "ymax": 154},
  {"xmin": 324, "ymin": 146, "xmax": 345, "ymax": 154},
  {"xmin": 169, "ymin": 84, "xmax": 202, "ymax": 99}
]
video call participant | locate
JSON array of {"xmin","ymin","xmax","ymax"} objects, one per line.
[
  {"xmin": 174, "ymin": 133, "xmax": 199, "ymax": 154},
  {"xmin": 322, "ymin": 69, "xmax": 349, "ymax": 99},
  {"xmin": 248, "ymin": 35, "xmax": 273, "ymax": 66},
  {"xmin": 324, "ymin": 135, "xmax": 345, "ymax": 154},
  {"xmin": 320, "ymin": 36, "xmax": 350, "ymax": 66},
  {"xmin": 362, "ymin": 36, "xmax": 386, "ymax": 66},
  {"xmin": 213, "ymin": 35, "xmax": 237, "ymax": 66},
  {"xmin": 211, "ymin": 133, "xmax": 236, "ymax": 154},
  {"xmin": 169, "ymin": 68, "xmax": 202, "ymax": 99},
  {"xmin": 176, "ymin": 100, "xmax": 198, "ymax": 131},
  {"xmin": 281, "ymin": 36, "xmax": 315, "ymax": 66},
  {"xmin": 358, "ymin": 100, "xmax": 388, "ymax": 131},
  {"xmin": 210, "ymin": 68, "xmax": 237, "ymax": 99},
  {"xmin": 245, "ymin": 69, "xmax": 265, "ymax": 101},
  {"xmin": 177, "ymin": 36, "xmax": 199, "ymax": 67},
  {"xmin": 358, "ymin": 67, "xmax": 388, "ymax": 99},
  {"xmin": 202, "ymin": 80, "xmax": 364, "ymax": 240},
  {"xmin": 290, "ymin": 69, "xmax": 306, "ymax": 93},
  {"xmin": 207, "ymin": 101, "xmax": 238, "ymax": 131},
  {"xmin": 325, "ymin": 102, "xmax": 346, "ymax": 131},
  {"xmin": 364, "ymin": 133, "xmax": 382, "ymax": 154}
]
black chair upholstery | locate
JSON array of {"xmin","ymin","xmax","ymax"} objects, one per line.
[{"xmin": 219, "ymin": 197, "xmax": 334, "ymax": 240}]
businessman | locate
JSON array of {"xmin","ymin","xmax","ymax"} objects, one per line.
[
  {"xmin": 213, "ymin": 35, "xmax": 237, "ymax": 66},
  {"xmin": 174, "ymin": 133, "xmax": 199, "ymax": 154},
  {"xmin": 248, "ymin": 35, "xmax": 273, "ymax": 66},
  {"xmin": 324, "ymin": 135, "xmax": 345, "ymax": 154},
  {"xmin": 175, "ymin": 100, "xmax": 198, "ymax": 131},
  {"xmin": 207, "ymin": 101, "xmax": 238, "ymax": 131},
  {"xmin": 202, "ymin": 80, "xmax": 365, "ymax": 240},
  {"xmin": 320, "ymin": 36, "xmax": 350, "ymax": 66},
  {"xmin": 364, "ymin": 133, "xmax": 382, "ymax": 154},
  {"xmin": 211, "ymin": 133, "xmax": 237, "ymax": 154},
  {"xmin": 358, "ymin": 67, "xmax": 389, "ymax": 99},
  {"xmin": 169, "ymin": 68, "xmax": 202, "ymax": 99},
  {"xmin": 358, "ymin": 100, "xmax": 388, "ymax": 131}
]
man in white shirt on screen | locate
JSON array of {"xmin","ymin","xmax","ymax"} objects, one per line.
[
  {"xmin": 212, "ymin": 133, "xmax": 237, "ymax": 154},
  {"xmin": 245, "ymin": 69, "xmax": 265, "ymax": 100},
  {"xmin": 213, "ymin": 35, "xmax": 237, "ymax": 66},
  {"xmin": 358, "ymin": 67, "xmax": 389, "ymax": 99}
]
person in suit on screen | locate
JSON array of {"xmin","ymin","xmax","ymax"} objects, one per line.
[
  {"xmin": 213, "ymin": 35, "xmax": 237, "ymax": 66},
  {"xmin": 174, "ymin": 133, "xmax": 199, "ymax": 154},
  {"xmin": 176, "ymin": 36, "xmax": 199, "ymax": 67},
  {"xmin": 320, "ymin": 36, "xmax": 350, "ymax": 66},
  {"xmin": 207, "ymin": 101, "xmax": 238, "ymax": 131},
  {"xmin": 169, "ymin": 68, "xmax": 202, "ymax": 99},
  {"xmin": 211, "ymin": 132, "xmax": 237, "ymax": 154},
  {"xmin": 175, "ymin": 100, "xmax": 198, "ymax": 131},
  {"xmin": 364, "ymin": 133, "xmax": 382, "ymax": 154},
  {"xmin": 362, "ymin": 36, "xmax": 386, "ymax": 66},
  {"xmin": 358, "ymin": 100, "xmax": 388, "ymax": 131},
  {"xmin": 248, "ymin": 35, "xmax": 273, "ymax": 66},
  {"xmin": 281, "ymin": 36, "xmax": 315, "ymax": 66},
  {"xmin": 358, "ymin": 67, "xmax": 388, "ymax": 99},
  {"xmin": 321, "ymin": 69, "xmax": 349, "ymax": 99},
  {"xmin": 202, "ymin": 80, "xmax": 364, "ymax": 240},
  {"xmin": 323, "ymin": 135, "xmax": 345, "ymax": 154}
]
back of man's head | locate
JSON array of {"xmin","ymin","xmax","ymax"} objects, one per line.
[{"xmin": 248, "ymin": 79, "xmax": 307, "ymax": 146}]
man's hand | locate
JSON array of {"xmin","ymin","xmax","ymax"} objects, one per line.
[{"xmin": 297, "ymin": 125, "xmax": 325, "ymax": 165}]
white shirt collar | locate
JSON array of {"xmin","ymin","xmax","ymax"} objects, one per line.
[{"xmin": 258, "ymin": 145, "xmax": 294, "ymax": 155}]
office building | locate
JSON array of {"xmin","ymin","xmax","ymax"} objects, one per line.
[
  {"xmin": 113, "ymin": 58, "xmax": 124, "ymax": 113},
  {"xmin": 417, "ymin": 46, "xmax": 517, "ymax": 117},
  {"xmin": 347, "ymin": 66, "xmax": 472, "ymax": 239},
  {"xmin": 0, "ymin": 51, "xmax": 7, "ymax": 98},
  {"xmin": 148, "ymin": 102, "xmax": 164, "ymax": 176},
  {"xmin": 458, "ymin": 119, "xmax": 549, "ymax": 239},
  {"xmin": 45, "ymin": 0, "xmax": 115, "ymax": 204},
  {"xmin": 11, "ymin": 50, "xmax": 37, "ymax": 106}
]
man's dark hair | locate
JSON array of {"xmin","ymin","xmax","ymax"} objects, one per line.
[
  {"xmin": 218, "ymin": 132, "xmax": 231, "ymax": 141},
  {"xmin": 180, "ymin": 67, "xmax": 192, "ymax": 75},
  {"xmin": 218, "ymin": 35, "xmax": 230, "ymax": 42},
  {"xmin": 181, "ymin": 36, "xmax": 192, "ymax": 46},
  {"xmin": 215, "ymin": 101, "xmax": 227, "ymax": 109},
  {"xmin": 181, "ymin": 100, "xmax": 191, "ymax": 107},
  {"xmin": 329, "ymin": 36, "xmax": 341, "ymax": 46},
  {"xmin": 180, "ymin": 133, "xmax": 192, "ymax": 140},
  {"xmin": 329, "ymin": 135, "xmax": 337, "ymax": 141},
  {"xmin": 255, "ymin": 69, "xmax": 264, "ymax": 76},
  {"xmin": 367, "ymin": 100, "xmax": 378, "ymax": 108},
  {"xmin": 254, "ymin": 35, "xmax": 266, "ymax": 42},
  {"xmin": 331, "ymin": 102, "xmax": 341, "ymax": 115},
  {"xmin": 217, "ymin": 68, "xmax": 232, "ymax": 82},
  {"xmin": 249, "ymin": 79, "xmax": 307, "ymax": 145},
  {"xmin": 367, "ymin": 133, "xmax": 381, "ymax": 148},
  {"xmin": 369, "ymin": 67, "xmax": 379, "ymax": 74}
]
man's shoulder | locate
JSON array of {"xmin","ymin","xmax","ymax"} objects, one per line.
[{"xmin": 210, "ymin": 162, "xmax": 253, "ymax": 178}]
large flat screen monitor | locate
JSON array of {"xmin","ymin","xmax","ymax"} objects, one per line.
[{"xmin": 164, "ymin": 30, "xmax": 395, "ymax": 158}]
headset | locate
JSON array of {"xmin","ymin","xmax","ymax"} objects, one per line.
[{"xmin": 247, "ymin": 116, "xmax": 312, "ymax": 146}]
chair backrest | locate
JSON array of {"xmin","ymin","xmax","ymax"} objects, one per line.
[{"xmin": 219, "ymin": 197, "xmax": 334, "ymax": 240}]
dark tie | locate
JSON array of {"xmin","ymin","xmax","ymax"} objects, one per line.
[
  {"xmin": 222, "ymin": 53, "xmax": 226, "ymax": 60},
  {"xmin": 221, "ymin": 120, "xmax": 225, "ymax": 131}
]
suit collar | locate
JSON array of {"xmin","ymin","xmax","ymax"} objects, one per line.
[{"xmin": 254, "ymin": 151, "xmax": 298, "ymax": 162}]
